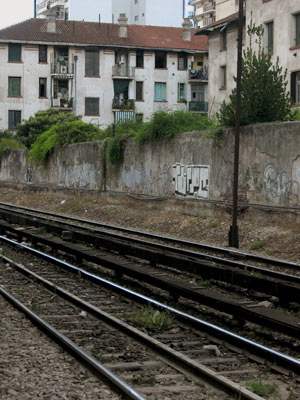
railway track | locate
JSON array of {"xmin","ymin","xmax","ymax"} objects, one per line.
[
  {"xmin": 0, "ymin": 203, "xmax": 299, "ymax": 343},
  {"xmin": 1, "ymin": 238, "xmax": 299, "ymax": 399}
]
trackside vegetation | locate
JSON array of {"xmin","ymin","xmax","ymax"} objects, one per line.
[{"xmin": 0, "ymin": 109, "xmax": 214, "ymax": 166}]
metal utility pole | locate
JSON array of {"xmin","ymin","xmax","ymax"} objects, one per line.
[{"xmin": 228, "ymin": 0, "xmax": 244, "ymax": 248}]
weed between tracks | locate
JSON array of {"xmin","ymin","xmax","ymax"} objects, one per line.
[
  {"xmin": 249, "ymin": 240, "xmax": 265, "ymax": 250},
  {"xmin": 245, "ymin": 381, "xmax": 278, "ymax": 397},
  {"xmin": 130, "ymin": 306, "xmax": 175, "ymax": 332}
]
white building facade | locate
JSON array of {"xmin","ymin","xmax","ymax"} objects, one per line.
[
  {"xmin": 0, "ymin": 17, "xmax": 208, "ymax": 131},
  {"xmin": 36, "ymin": 0, "xmax": 195, "ymax": 27},
  {"xmin": 197, "ymin": 0, "xmax": 300, "ymax": 115}
]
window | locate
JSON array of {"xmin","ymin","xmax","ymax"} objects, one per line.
[
  {"xmin": 8, "ymin": 77, "xmax": 21, "ymax": 97},
  {"xmin": 136, "ymin": 113, "xmax": 143, "ymax": 123},
  {"xmin": 154, "ymin": 82, "xmax": 166, "ymax": 101},
  {"xmin": 8, "ymin": 110, "xmax": 21, "ymax": 130},
  {"xmin": 265, "ymin": 21, "xmax": 274, "ymax": 54},
  {"xmin": 136, "ymin": 81, "xmax": 143, "ymax": 101},
  {"xmin": 220, "ymin": 66, "xmax": 226, "ymax": 89},
  {"xmin": 155, "ymin": 51, "xmax": 167, "ymax": 69},
  {"xmin": 39, "ymin": 45, "xmax": 47, "ymax": 63},
  {"xmin": 178, "ymin": 83, "xmax": 186, "ymax": 102},
  {"xmin": 85, "ymin": 49, "xmax": 99, "ymax": 76},
  {"xmin": 8, "ymin": 43, "xmax": 21, "ymax": 62},
  {"xmin": 296, "ymin": 13, "xmax": 300, "ymax": 46},
  {"xmin": 39, "ymin": 78, "xmax": 47, "ymax": 98},
  {"xmin": 291, "ymin": 71, "xmax": 300, "ymax": 104},
  {"xmin": 178, "ymin": 53, "xmax": 188, "ymax": 70},
  {"xmin": 220, "ymin": 30, "xmax": 227, "ymax": 51},
  {"xmin": 85, "ymin": 97, "xmax": 99, "ymax": 115},
  {"xmin": 136, "ymin": 50, "xmax": 144, "ymax": 68}
]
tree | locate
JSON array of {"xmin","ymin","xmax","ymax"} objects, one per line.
[
  {"xmin": 29, "ymin": 120, "xmax": 106, "ymax": 165},
  {"xmin": 16, "ymin": 109, "xmax": 80, "ymax": 149},
  {"xmin": 218, "ymin": 19, "xmax": 292, "ymax": 127}
]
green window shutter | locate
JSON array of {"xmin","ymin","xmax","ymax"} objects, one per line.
[
  {"xmin": 155, "ymin": 83, "xmax": 166, "ymax": 101},
  {"xmin": 8, "ymin": 77, "xmax": 21, "ymax": 96},
  {"xmin": 8, "ymin": 44, "xmax": 21, "ymax": 62},
  {"xmin": 183, "ymin": 83, "xmax": 187, "ymax": 100},
  {"xmin": 177, "ymin": 83, "xmax": 180, "ymax": 101},
  {"xmin": 268, "ymin": 22, "xmax": 274, "ymax": 53},
  {"xmin": 85, "ymin": 50, "xmax": 99, "ymax": 76},
  {"xmin": 8, "ymin": 110, "xmax": 21, "ymax": 129},
  {"xmin": 296, "ymin": 14, "xmax": 300, "ymax": 46}
]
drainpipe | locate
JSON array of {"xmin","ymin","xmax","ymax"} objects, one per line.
[{"xmin": 74, "ymin": 55, "xmax": 78, "ymax": 115}]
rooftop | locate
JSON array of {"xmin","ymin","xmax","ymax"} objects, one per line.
[{"xmin": 0, "ymin": 18, "xmax": 208, "ymax": 52}]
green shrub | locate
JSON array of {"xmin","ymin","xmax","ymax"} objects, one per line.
[
  {"xmin": 106, "ymin": 133, "xmax": 133, "ymax": 165},
  {"xmin": 16, "ymin": 109, "xmax": 80, "ymax": 149},
  {"xmin": 0, "ymin": 137, "xmax": 25, "ymax": 161},
  {"xmin": 290, "ymin": 108, "xmax": 300, "ymax": 121},
  {"xmin": 135, "ymin": 110, "xmax": 210, "ymax": 144},
  {"xmin": 29, "ymin": 120, "xmax": 105, "ymax": 165}
]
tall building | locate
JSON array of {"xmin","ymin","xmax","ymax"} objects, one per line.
[
  {"xmin": 190, "ymin": 0, "xmax": 239, "ymax": 28},
  {"xmin": 36, "ymin": 0, "xmax": 194, "ymax": 27}
]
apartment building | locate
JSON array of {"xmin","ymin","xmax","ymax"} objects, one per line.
[
  {"xmin": 0, "ymin": 16, "xmax": 208, "ymax": 131},
  {"xmin": 190, "ymin": 0, "xmax": 240, "ymax": 28},
  {"xmin": 197, "ymin": 0, "xmax": 300, "ymax": 114},
  {"xmin": 190, "ymin": 0, "xmax": 216, "ymax": 28},
  {"xmin": 36, "ymin": 0, "xmax": 195, "ymax": 27}
]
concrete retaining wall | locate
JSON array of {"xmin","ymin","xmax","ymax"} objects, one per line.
[{"xmin": 1, "ymin": 121, "xmax": 300, "ymax": 208}]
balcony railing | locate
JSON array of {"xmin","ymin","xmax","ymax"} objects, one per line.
[
  {"xmin": 189, "ymin": 101, "xmax": 208, "ymax": 113},
  {"xmin": 112, "ymin": 99, "xmax": 135, "ymax": 110},
  {"xmin": 189, "ymin": 69, "xmax": 208, "ymax": 80},
  {"xmin": 112, "ymin": 65, "xmax": 135, "ymax": 78},
  {"xmin": 51, "ymin": 62, "xmax": 74, "ymax": 75},
  {"xmin": 203, "ymin": 4, "xmax": 216, "ymax": 12},
  {"xmin": 51, "ymin": 97, "xmax": 73, "ymax": 109},
  {"xmin": 37, "ymin": 0, "xmax": 66, "ymax": 11}
]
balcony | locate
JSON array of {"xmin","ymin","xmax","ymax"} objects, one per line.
[
  {"xmin": 37, "ymin": 0, "xmax": 66, "ymax": 12},
  {"xmin": 51, "ymin": 62, "xmax": 74, "ymax": 76},
  {"xmin": 188, "ymin": 101, "xmax": 208, "ymax": 113},
  {"xmin": 189, "ymin": 69, "xmax": 208, "ymax": 81},
  {"xmin": 112, "ymin": 65, "xmax": 135, "ymax": 79},
  {"xmin": 51, "ymin": 97, "xmax": 73, "ymax": 110},
  {"xmin": 112, "ymin": 99, "xmax": 135, "ymax": 110}
]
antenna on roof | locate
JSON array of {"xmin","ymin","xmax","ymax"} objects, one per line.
[{"xmin": 99, "ymin": 14, "xmax": 101, "ymax": 24}]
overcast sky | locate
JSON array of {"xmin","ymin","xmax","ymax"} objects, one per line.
[{"xmin": 0, "ymin": 0, "xmax": 34, "ymax": 30}]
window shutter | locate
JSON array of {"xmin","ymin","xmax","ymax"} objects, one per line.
[
  {"xmin": 291, "ymin": 72, "xmax": 296, "ymax": 103},
  {"xmin": 85, "ymin": 50, "xmax": 99, "ymax": 76},
  {"xmin": 183, "ymin": 83, "xmax": 187, "ymax": 100},
  {"xmin": 296, "ymin": 15, "xmax": 300, "ymax": 46}
]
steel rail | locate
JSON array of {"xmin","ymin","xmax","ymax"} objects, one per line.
[
  {"xmin": 0, "ymin": 205, "xmax": 299, "ymax": 288},
  {"xmin": 0, "ymin": 287, "xmax": 146, "ymax": 400},
  {"xmin": 1, "ymin": 210, "xmax": 300, "ymax": 308},
  {"xmin": 1, "ymin": 226, "xmax": 300, "ymax": 338},
  {"xmin": 1, "ymin": 236, "xmax": 300, "ymax": 375},
  {"xmin": 0, "ymin": 202, "xmax": 299, "ymax": 271}
]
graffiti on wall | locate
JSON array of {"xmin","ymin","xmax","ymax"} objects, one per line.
[
  {"xmin": 263, "ymin": 164, "xmax": 291, "ymax": 201},
  {"xmin": 172, "ymin": 163, "xmax": 210, "ymax": 198}
]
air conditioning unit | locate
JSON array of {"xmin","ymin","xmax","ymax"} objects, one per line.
[
  {"xmin": 53, "ymin": 98, "xmax": 60, "ymax": 107},
  {"xmin": 60, "ymin": 65, "xmax": 68, "ymax": 73}
]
